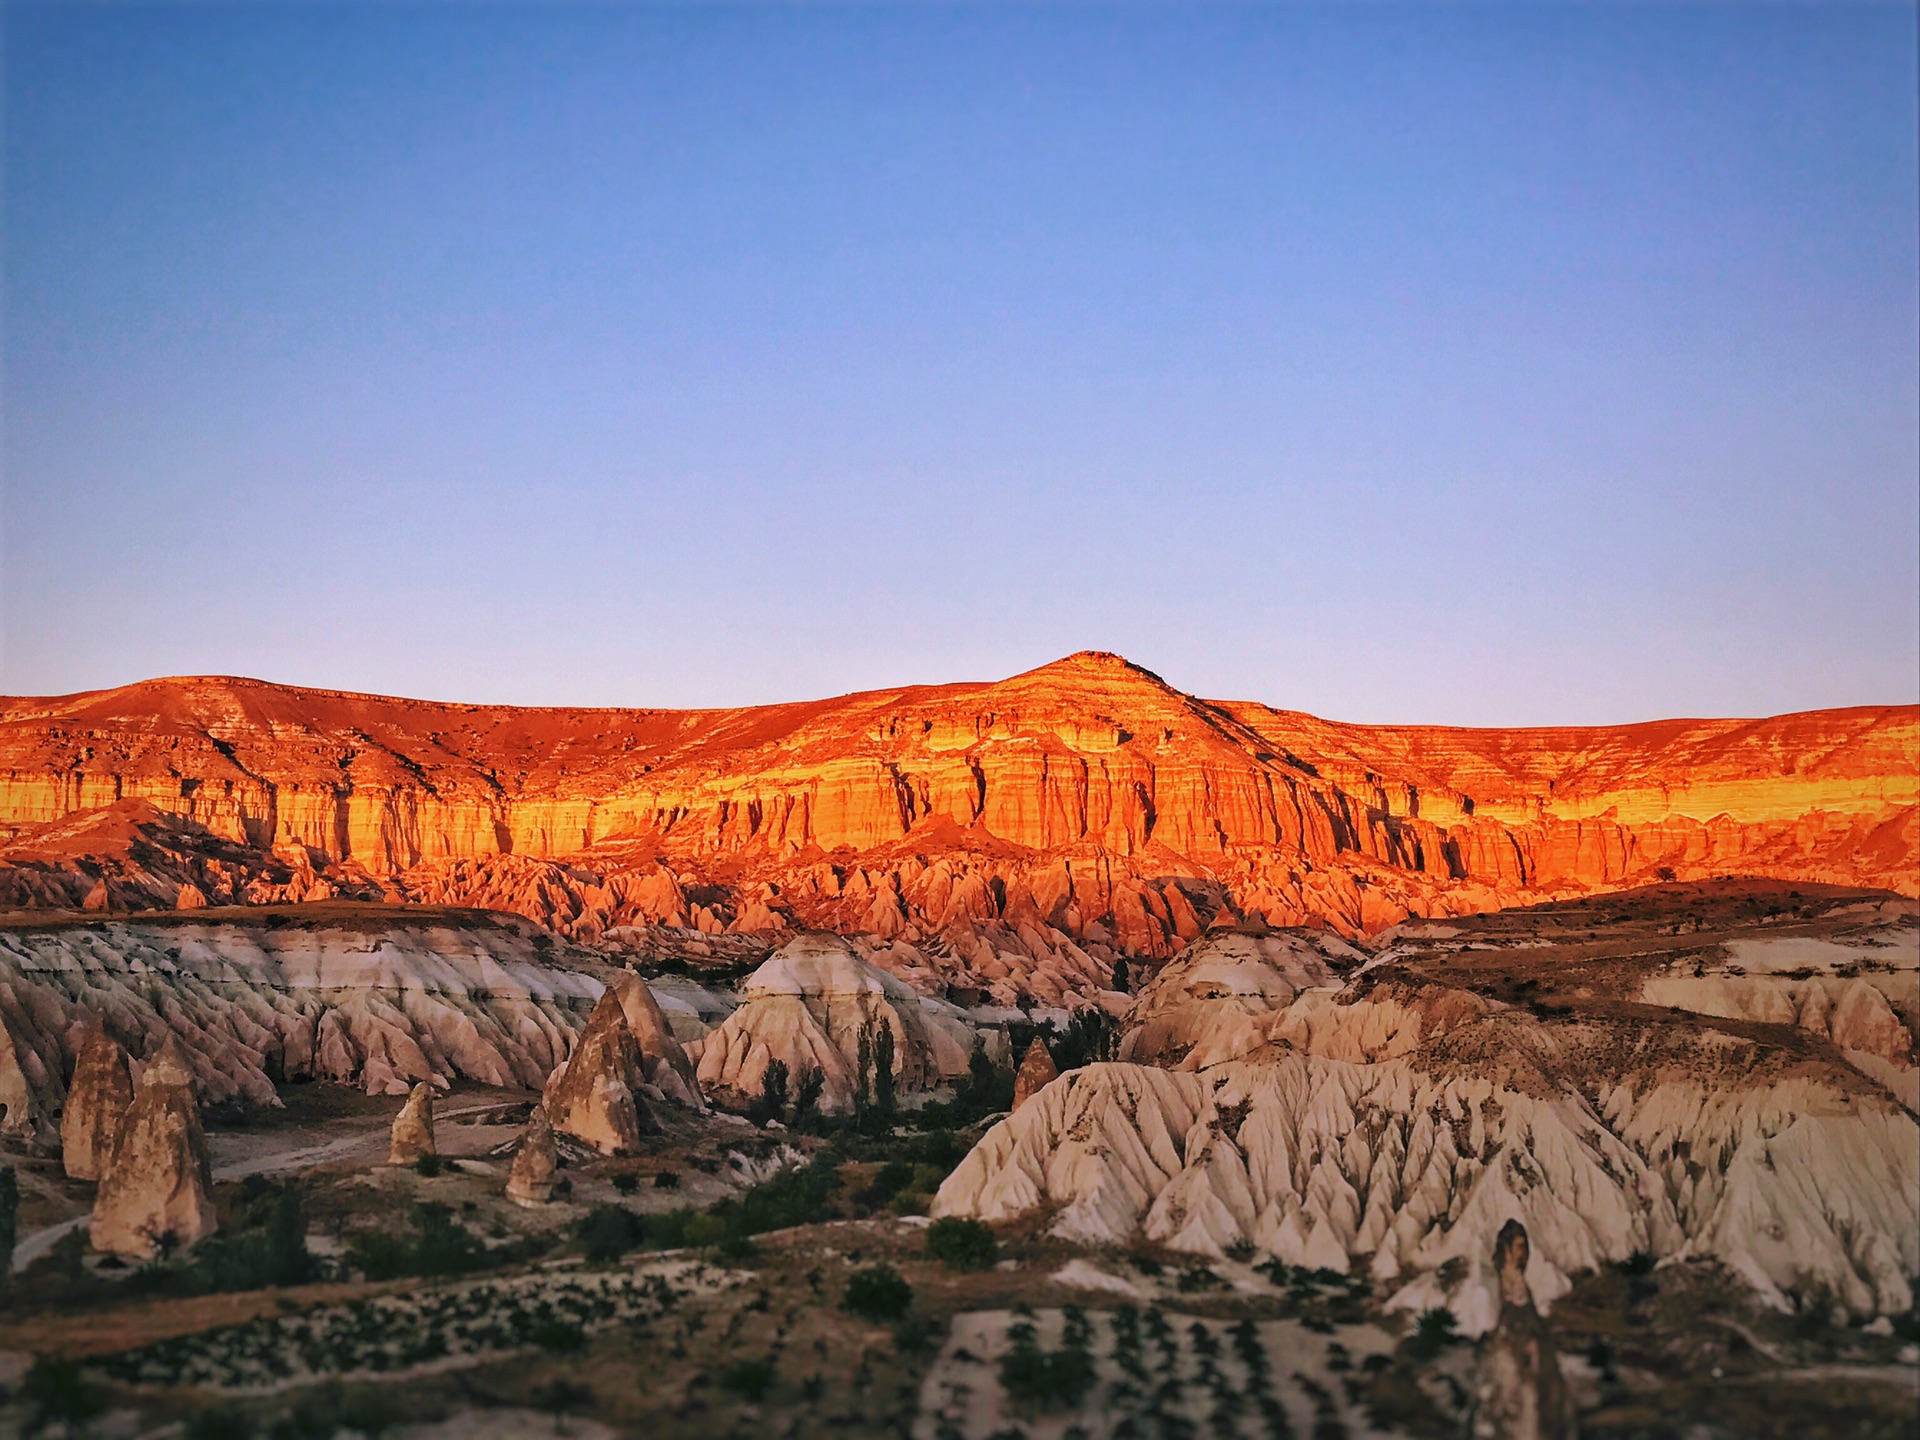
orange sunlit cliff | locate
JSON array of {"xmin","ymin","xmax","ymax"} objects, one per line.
[{"xmin": 1, "ymin": 651, "xmax": 1913, "ymax": 964}]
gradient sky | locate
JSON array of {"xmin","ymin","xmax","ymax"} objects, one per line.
[{"xmin": 4, "ymin": 2, "xmax": 1916, "ymax": 725}]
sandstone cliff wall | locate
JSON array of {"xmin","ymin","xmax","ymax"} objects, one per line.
[{"xmin": 2, "ymin": 654, "xmax": 1912, "ymax": 946}]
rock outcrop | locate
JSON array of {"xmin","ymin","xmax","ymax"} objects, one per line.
[
  {"xmin": 543, "ymin": 990, "xmax": 654, "ymax": 1155},
  {"xmin": 90, "ymin": 1038, "xmax": 217, "ymax": 1259},
  {"xmin": 387, "ymin": 1082, "xmax": 436, "ymax": 1166},
  {"xmin": 1011, "ymin": 1038, "xmax": 1058, "ymax": 1113},
  {"xmin": 0, "ymin": 913, "xmax": 605, "ymax": 1114},
  {"xmin": 610, "ymin": 973, "xmax": 704, "ymax": 1111},
  {"xmin": 506, "ymin": 1109, "xmax": 558, "ymax": 1206},
  {"xmin": 62, "ymin": 1021, "xmax": 134, "ymax": 1181},
  {"xmin": 2, "ymin": 658, "xmax": 1911, "ymax": 972},
  {"xmin": 1472, "ymin": 1220, "xmax": 1577, "ymax": 1440},
  {"xmin": 1119, "ymin": 929, "xmax": 1359, "ymax": 1067},
  {"xmin": 932, "ymin": 1017, "xmax": 1920, "ymax": 1327},
  {"xmin": 687, "ymin": 934, "xmax": 972, "ymax": 1112}
]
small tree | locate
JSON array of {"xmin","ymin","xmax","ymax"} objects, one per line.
[
  {"xmin": 0, "ymin": 1167, "xmax": 18, "ymax": 1300},
  {"xmin": 871, "ymin": 1020, "xmax": 896, "ymax": 1120},
  {"xmin": 844, "ymin": 1264, "xmax": 913, "ymax": 1322},
  {"xmin": 750, "ymin": 1059, "xmax": 790, "ymax": 1126},
  {"xmin": 1111, "ymin": 957, "xmax": 1130, "ymax": 993},
  {"xmin": 792, "ymin": 1067, "xmax": 825, "ymax": 1129},
  {"xmin": 926, "ymin": 1217, "xmax": 997, "ymax": 1271}
]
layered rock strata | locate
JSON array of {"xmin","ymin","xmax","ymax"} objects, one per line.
[
  {"xmin": 2, "ymin": 655, "xmax": 1909, "ymax": 972},
  {"xmin": 0, "ymin": 913, "xmax": 610, "ymax": 1113},
  {"xmin": 933, "ymin": 901, "xmax": 1920, "ymax": 1328},
  {"xmin": 687, "ymin": 933, "xmax": 973, "ymax": 1113}
]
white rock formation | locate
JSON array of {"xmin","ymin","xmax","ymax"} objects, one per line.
[
  {"xmin": 0, "ymin": 916, "xmax": 606, "ymax": 1107},
  {"xmin": 932, "ymin": 1052, "xmax": 1920, "ymax": 1330},
  {"xmin": 1119, "ymin": 929, "xmax": 1359, "ymax": 1068},
  {"xmin": 688, "ymin": 933, "xmax": 973, "ymax": 1112}
]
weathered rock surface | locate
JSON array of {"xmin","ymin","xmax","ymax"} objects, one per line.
[
  {"xmin": 1011, "ymin": 1038, "xmax": 1058, "ymax": 1113},
  {"xmin": 936, "ymin": 1052, "xmax": 1918, "ymax": 1327},
  {"xmin": 687, "ymin": 934, "xmax": 972, "ymax": 1112},
  {"xmin": 506, "ymin": 1109, "xmax": 558, "ymax": 1206},
  {"xmin": 543, "ymin": 990, "xmax": 654, "ymax": 1155},
  {"xmin": 89, "ymin": 1041, "xmax": 217, "ymax": 1259},
  {"xmin": 2, "ymin": 657, "xmax": 1910, "ymax": 981},
  {"xmin": 1119, "ymin": 929, "xmax": 1359, "ymax": 1067},
  {"xmin": 62, "ymin": 1021, "xmax": 133, "ymax": 1181},
  {"xmin": 934, "ymin": 921, "xmax": 1920, "ymax": 1337},
  {"xmin": 610, "ymin": 973, "xmax": 705, "ymax": 1111},
  {"xmin": 0, "ymin": 913, "xmax": 605, "ymax": 1110},
  {"xmin": 387, "ymin": 1081, "xmax": 436, "ymax": 1165}
]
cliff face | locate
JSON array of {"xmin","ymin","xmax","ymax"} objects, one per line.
[{"xmin": 1, "ymin": 652, "xmax": 1912, "ymax": 956}]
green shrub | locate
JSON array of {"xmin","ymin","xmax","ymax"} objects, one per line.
[
  {"xmin": 184, "ymin": 1404, "xmax": 254, "ymax": 1440},
  {"xmin": 575, "ymin": 1205, "xmax": 646, "ymax": 1263},
  {"xmin": 612, "ymin": 1172, "xmax": 640, "ymax": 1195},
  {"xmin": 720, "ymin": 1358, "xmax": 775, "ymax": 1401},
  {"xmin": 412, "ymin": 1155, "xmax": 443, "ymax": 1178},
  {"xmin": 22, "ymin": 1357, "xmax": 102, "ymax": 1436},
  {"xmin": 531, "ymin": 1319, "xmax": 587, "ymax": 1354},
  {"xmin": 1406, "ymin": 1307, "xmax": 1458, "ymax": 1360},
  {"xmin": 347, "ymin": 1202, "xmax": 490, "ymax": 1281},
  {"xmin": 844, "ymin": 1264, "xmax": 913, "ymax": 1322},
  {"xmin": 680, "ymin": 1213, "xmax": 729, "ymax": 1249},
  {"xmin": 999, "ymin": 1318, "xmax": 1095, "ymax": 1410},
  {"xmin": 128, "ymin": 1179, "xmax": 316, "ymax": 1297},
  {"xmin": 926, "ymin": 1217, "xmax": 997, "ymax": 1271},
  {"xmin": 653, "ymin": 1170, "xmax": 680, "ymax": 1189}
]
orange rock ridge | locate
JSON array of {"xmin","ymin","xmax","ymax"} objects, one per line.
[{"xmin": 0, "ymin": 653, "xmax": 1912, "ymax": 958}]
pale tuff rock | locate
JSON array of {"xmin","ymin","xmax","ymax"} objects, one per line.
[
  {"xmin": 688, "ymin": 933, "xmax": 972, "ymax": 1113},
  {"xmin": 0, "ymin": 1011, "xmax": 47, "ymax": 1143},
  {"xmin": 1011, "ymin": 1038, "xmax": 1058, "ymax": 1113},
  {"xmin": 62, "ymin": 1021, "xmax": 133, "ymax": 1181},
  {"xmin": 139, "ymin": 1033, "xmax": 197, "ymax": 1092},
  {"xmin": 1641, "ymin": 970, "xmax": 1918, "ymax": 1111},
  {"xmin": 543, "ymin": 989, "xmax": 654, "ymax": 1155},
  {"xmin": 1119, "ymin": 929, "xmax": 1358, "ymax": 1067},
  {"xmin": 387, "ymin": 1081, "xmax": 436, "ymax": 1165},
  {"xmin": 930, "ymin": 1057, "xmax": 1920, "ymax": 1328},
  {"xmin": 89, "ymin": 1043, "xmax": 217, "ymax": 1260},
  {"xmin": 1472, "ymin": 1220, "xmax": 1577, "ymax": 1440},
  {"xmin": 610, "ymin": 973, "xmax": 705, "ymax": 1111},
  {"xmin": 0, "ymin": 917, "xmax": 602, "ymax": 1110},
  {"xmin": 506, "ymin": 1109, "xmax": 559, "ymax": 1207}
]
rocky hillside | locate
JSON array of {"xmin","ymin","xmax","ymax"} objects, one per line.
[{"xmin": 2, "ymin": 654, "xmax": 1912, "ymax": 959}]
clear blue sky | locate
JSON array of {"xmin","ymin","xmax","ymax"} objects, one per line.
[{"xmin": 4, "ymin": 3, "xmax": 1915, "ymax": 725}]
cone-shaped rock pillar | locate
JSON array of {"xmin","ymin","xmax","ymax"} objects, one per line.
[
  {"xmin": 544, "ymin": 989, "xmax": 656, "ymax": 1155},
  {"xmin": 388, "ymin": 1081, "xmax": 436, "ymax": 1166},
  {"xmin": 63, "ymin": 1022, "xmax": 134, "ymax": 1181},
  {"xmin": 1012, "ymin": 1037, "xmax": 1059, "ymax": 1113},
  {"xmin": 506, "ymin": 1109, "xmax": 559, "ymax": 1207},
  {"xmin": 89, "ymin": 1040, "xmax": 216, "ymax": 1260}
]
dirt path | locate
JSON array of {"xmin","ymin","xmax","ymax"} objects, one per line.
[{"xmin": 10, "ymin": 1100, "xmax": 515, "ymax": 1273}]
